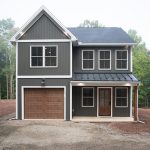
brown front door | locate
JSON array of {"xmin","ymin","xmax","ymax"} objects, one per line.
[{"xmin": 99, "ymin": 88, "xmax": 111, "ymax": 116}]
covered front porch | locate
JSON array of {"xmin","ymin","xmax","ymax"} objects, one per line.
[{"xmin": 70, "ymin": 73, "xmax": 139, "ymax": 122}]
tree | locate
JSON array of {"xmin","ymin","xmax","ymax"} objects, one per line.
[
  {"xmin": 0, "ymin": 18, "xmax": 18, "ymax": 99},
  {"xmin": 128, "ymin": 29, "xmax": 150, "ymax": 107},
  {"xmin": 79, "ymin": 20, "xmax": 104, "ymax": 27}
]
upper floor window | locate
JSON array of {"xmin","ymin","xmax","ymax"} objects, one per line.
[
  {"xmin": 82, "ymin": 50, "xmax": 94, "ymax": 70},
  {"xmin": 98, "ymin": 50, "xmax": 111, "ymax": 70},
  {"xmin": 30, "ymin": 45, "xmax": 58, "ymax": 67},
  {"xmin": 115, "ymin": 50, "xmax": 128, "ymax": 70},
  {"xmin": 115, "ymin": 87, "xmax": 128, "ymax": 107}
]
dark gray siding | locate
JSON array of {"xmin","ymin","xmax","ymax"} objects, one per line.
[
  {"xmin": 20, "ymin": 14, "xmax": 68, "ymax": 40},
  {"xmin": 17, "ymin": 78, "xmax": 70, "ymax": 120},
  {"xmin": 73, "ymin": 46, "xmax": 131, "ymax": 73},
  {"xmin": 112, "ymin": 87, "xmax": 130, "ymax": 117},
  {"xmin": 18, "ymin": 42, "xmax": 70, "ymax": 75},
  {"xmin": 72, "ymin": 86, "xmax": 97, "ymax": 116}
]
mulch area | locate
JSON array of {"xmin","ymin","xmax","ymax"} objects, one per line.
[
  {"xmin": 0, "ymin": 100, "xmax": 16, "ymax": 117},
  {"xmin": 110, "ymin": 108, "xmax": 150, "ymax": 134}
]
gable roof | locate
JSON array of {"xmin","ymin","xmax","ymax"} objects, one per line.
[
  {"xmin": 10, "ymin": 6, "xmax": 77, "ymax": 42},
  {"xmin": 68, "ymin": 27, "xmax": 135, "ymax": 46}
]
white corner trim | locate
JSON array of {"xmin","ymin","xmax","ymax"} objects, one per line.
[
  {"xmin": 70, "ymin": 83, "xmax": 72, "ymax": 120},
  {"xmin": 98, "ymin": 50, "xmax": 111, "ymax": 70},
  {"xmin": 97, "ymin": 87, "xmax": 113, "ymax": 117},
  {"xmin": 115, "ymin": 87, "xmax": 128, "ymax": 108},
  {"xmin": 17, "ymin": 75, "xmax": 72, "ymax": 79},
  {"xmin": 10, "ymin": 6, "xmax": 77, "ymax": 42},
  {"xmin": 70, "ymin": 41, "xmax": 72, "ymax": 78},
  {"xmin": 130, "ymin": 47, "xmax": 133, "ymax": 72},
  {"xmin": 21, "ymin": 86, "xmax": 66, "ymax": 120},
  {"xmin": 16, "ymin": 42, "xmax": 18, "ymax": 119},
  {"xmin": 16, "ymin": 39, "xmax": 72, "ymax": 43}
]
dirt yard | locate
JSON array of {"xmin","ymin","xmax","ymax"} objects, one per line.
[
  {"xmin": 0, "ymin": 100, "xmax": 15, "ymax": 117},
  {"xmin": 0, "ymin": 101, "xmax": 150, "ymax": 150}
]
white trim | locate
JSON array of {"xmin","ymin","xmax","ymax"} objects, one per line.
[
  {"xmin": 70, "ymin": 83, "xmax": 72, "ymax": 120},
  {"xmin": 130, "ymin": 86, "xmax": 133, "ymax": 117},
  {"xmin": 70, "ymin": 41, "xmax": 72, "ymax": 77},
  {"xmin": 17, "ymin": 75, "xmax": 72, "ymax": 78},
  {"xmin": 30, "ymin": 45, "xmax": 58, "ymax": 68},
  {"xmin": 16, "ymin": 39, "xmax": 72, "ymax": 43},
  {"xmin": 82, "ymin": 50, "xmax": 95, "ymax": 70},
  {"xmin": 79, "ymin": 42, "xmax": 136, "ymax": 46},
  {"xmin": 71, "ymin": 81, "xmax": 139, "ymax": 86},
  {"xmin": 10, "ymin": 6, "xmax": 77, "ymax": 42},
  {"xmin": 130, "ymin": 47, "xmax": 133, "ymax": 72},
  {"xmin": 16, "ymin": 42, "xmax": 18, "ymax": 119},
  {"xmin": 115, "ymin": 50, "xmax": 128, "ymax": 70},
  {"xmin": 115, "ymin": 87, "xmax": 128, "ymax": 108},
  {"xmin": 97, "ymin": 87, "xmax": 112, "ymax": 117},
  {"xmin": 21, "ymin": 86, "xmax": 66, "ymax": 120},
  {"xmin": 82, "ymin": 87, "xmax": 94, "ymax": 107},
  {"xmin": 98, "ymin": 50, "xmax": 111, "ymax": 70}
]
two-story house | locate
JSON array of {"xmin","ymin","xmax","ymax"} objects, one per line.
[{"xmin": 11, "ymin": 6, "xmax": 139, "ymax": 121}]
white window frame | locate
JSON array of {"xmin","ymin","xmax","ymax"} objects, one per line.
[
  {"xmin": 82, "ymin": 50, "xmax": 94, "ymax": 70},
  {"xmin": 82, "ymin": 87, "xmax": 94, "ymax": 107},
  {"xmin": 115, "ymin": 50, "xmax": 128, "ymax": 70},
  {"xmin": 30, "ymin": 45, "xmax": 58, "ymax": 68},
  {"xmin": 98, "ymin": 50, "xmax": 111, "ymax": 70},
  {"xmin": 115, "ymin": 87, "xmax": 128, "ymax": 108}
]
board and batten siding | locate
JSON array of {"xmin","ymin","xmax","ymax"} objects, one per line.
[
  {"xmin": 18, "ymin": 42, "xmax": 70, "ymax": 76},
  {"xmin": 17, "ymin": 78, "xmax": 70, "ymax": 120},
  {"xmin": 19, "ymin": 14, "xmax": 69, "ymax": 40},
  {"xmin": 73, "ymin": 46, "xmax": 131, "ymax": 73}
]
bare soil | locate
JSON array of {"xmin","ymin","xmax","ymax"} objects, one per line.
[
  {"xmin": 0, "ymin": 101, "xmax": 150, "ymax": 150},
  {"xmin": 0, "ymin": 100, "xmax": 15, "ymax": 117},
  {"xmin": 109, "ymin": 108, "xmax": 150, "ymax": 134}
]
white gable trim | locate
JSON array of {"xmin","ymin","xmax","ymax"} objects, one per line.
[{"xmin": 10, "ymin": 5, "xmax": 77, "ymax": 42}]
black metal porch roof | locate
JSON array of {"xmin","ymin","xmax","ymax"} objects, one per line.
[{"xmin": 72, "ymin": 73, "xmax": 138, "ymax": 82}]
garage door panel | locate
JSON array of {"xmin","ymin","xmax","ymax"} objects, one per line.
[{"xmin": 24, "ymin": 88, "xmax": 64, "ymax": 119}]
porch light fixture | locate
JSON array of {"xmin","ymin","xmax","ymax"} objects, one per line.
[
  {"xmin": 78, "ymin": 83, "xmax": 84, "ymax": 86},
  {"xmin": 41, "ymin": 78, "xmax": 45, "ymax": 86}
]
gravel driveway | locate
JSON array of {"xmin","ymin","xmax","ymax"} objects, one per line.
[{"xmin": 0, "ymin": 114, "xmax": 150, "ymax": 150}]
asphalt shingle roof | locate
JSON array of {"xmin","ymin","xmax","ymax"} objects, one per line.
[
  {"xmin": 72, "ymin": 73, "xmax": 138, "ymax": 82},
  {"xmin": 68, "ymin": 27, "xmax": 134, "ymax": 44}
]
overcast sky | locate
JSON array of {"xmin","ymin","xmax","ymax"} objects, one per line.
[{"xmin": 0, "ymin": 0, "xmax": 150, "ymax": 49}]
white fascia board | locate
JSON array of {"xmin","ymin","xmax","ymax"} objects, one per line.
[
  {"xmin": 10, "ymin": 5, "xmax": 77, "ymax": 42},
  {"xmin": 70, "ymin": 81, "xmax": 139, "ymax": 86},
  {"xmin": 17, "ymin": 75, "xmax": 72, "ymax": 78},
  {"xmin": 78, "ymin": 42, "xmax": 136, "ymax": 46},
  {"xmin": 16, "ymin": 39, "xmax": 71, "ymax": 43}
]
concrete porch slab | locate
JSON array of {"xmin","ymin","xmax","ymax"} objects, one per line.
[{"xmin": 72, "ymin": 116, "xmax": 134, "ymax": 122}]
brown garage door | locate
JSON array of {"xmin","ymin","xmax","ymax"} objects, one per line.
[{"xmin": 24, "ymin": 88, "xmax": 64, "ymax": 119}]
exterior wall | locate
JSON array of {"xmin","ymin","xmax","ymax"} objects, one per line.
[
  {"xmin": 19, "ymin": 14, "xmax": 68, "ymax": 40},
  {"xmin": 72, "ymin": 86, "xmax": 130, "ymax": 117},
  {"xmin": 72, "ymin": 86, "xmax": 97, "ymax": 116},
  {"xmin": 73, "ymin": 46, "xmax": 131, "ymax": 73},
  {"xmin": 112, "ymin": 87, "xmax": 130, "ymax": 117},
  {"xmin": 18, "ymin": 42, "xmax": 70, "ymax": 76},
  {"xmin": 17, "ymin": 78, "xmax": 70, "ymax": 120}
]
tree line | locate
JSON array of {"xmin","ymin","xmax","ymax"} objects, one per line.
[{"xmin": 0, "ymin": 19, "xmax": 150, "ymax": 107}]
